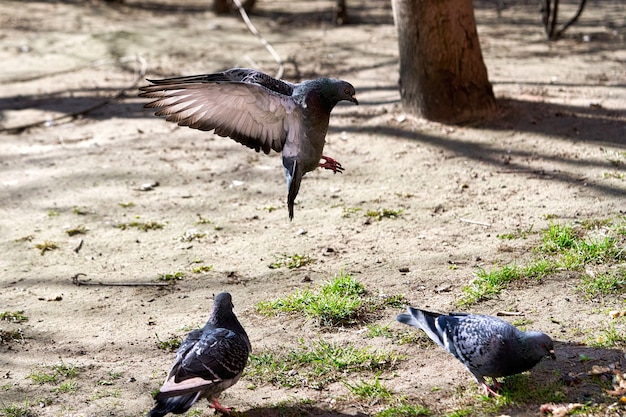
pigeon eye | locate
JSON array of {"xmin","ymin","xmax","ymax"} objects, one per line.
[{"xmin": 344, "ymin": 88, "xmax": 350, "ymax": 95}]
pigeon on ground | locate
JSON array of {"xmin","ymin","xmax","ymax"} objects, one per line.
[
  {"xmin": 139, "ymin": 68, "xmax": 358, "ymax": 220},
  {"xmin": 397, "ymin": 307, "xmax": 555, "ymax": 396},
  {"xmin": 149, "ymin": 292, "xmax": 250, "ymax": 416}
]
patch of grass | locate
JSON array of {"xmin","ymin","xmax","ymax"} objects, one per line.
[
  {"xmin": 376, "ymin": 404, "xmax": 432, "ymax": 417},
  {"xmin": 65, "ymin": 225, "xmax": 87, "ymax": 236},
  {"xmin": 34, "ymin": 241, "xmax": 59, "ymax": 255},
  {"xmin": 342, "ymin": 206, "xmax": 363, "ymax": 218},
  {"xmin": 461, "ymin": 218, "xmax": 626, "ymax": 306},
  {"xmin": 192, "ymin": 265, "xmax": 213, "ymax": 274},
  {"xmin": 155, "ymin": 334, "xmax": 182, "ymax": 352},
  {"xmin": 263, "ymin": 205, "xmax": 278, "ymax": 212},
  {"xmin": 344, "ymin": 376, "xmax": 393, "ymax": 402},
  {"xmin": 28, "ymin": 369, "xmax": 58, "ymax": 384},
  {"xmin": 577, "ymin": 269, "xmax": 625, "ymax": 300},
  {"xmin": 117, "ymin": 220, "xmax": 165, "ymax": 231},
  {"xmin": 269, "ymin": 253, "xmax": 315, "ymax": 269},
  {"xmin": 157, "ymin": 271, "xmax": 186, "ymax": 282},
  {"xmin": 178, "ymin": 229, "xmax": 206, "ymax": 242},
  {"xmin": 119, "ymin": 202, "xmax": 135, "ymax": 208},
  {"xmin": 72, "ymin": 207, "xmax": 88, "ymax": 215},
  {"xmin": 0, "ymin": 402, "xmax": 36, "ymax": 417},
  {"xmin": 364, "ymin": 324, "xmax": 428, "ymax": 345},
  {"xmin": 478, "ymin": 374, "xmax": 567, "ymax": 413},
  {"xmin": 366, "ymin": 208, "xmax": 404, "ymax": 221},
  {"xmin": 28, "ymin": 361, "xmax": 81, "ymax": 385},
  {"xmin": 256, "ymin": 272, "xmax": 405, "ymax": 326},
  {"xmin": 587, "ymin": 321, "xmax": 626, "ymax": 348},
  {"xmin": 90, "ymin": 387, "xmax": 121, "ymax": 400},
  {"xmin": 47, "ymin": 210, "xmax": 60, "ymax": 217},
  {"xmin": 0, "ymin": 311, "xmax": 28, "ymax": 323},
  {"xmin": 246, "ymin": 339, "xmax": 400, "ymax": 390},
  {"xmin": 51, "ymin": 362, "xmax": 80, "ymax": 379},
  {"xmin": 53, "ymin": 380, "xmax": 78, "ymax": 393},
  {"xmin": 496, "ymin": 225, "xmax": 534, "ymax": 240},
  {"xmin": 0, "ymin": 329, "xmax": 25, "ymax": 344},
  {"xmin": 195, "ymin": 213, "xmax": 212, "ymax": 224}
]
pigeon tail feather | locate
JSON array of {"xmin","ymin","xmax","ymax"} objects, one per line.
[
  {"xmin": 283, "ymin": 157, "xmax": 303, "ymax": 221},
  {"xmin": 397, "ymin": 307, "xmax": 446, "ymax": 349},
  {"xmin": 148, "ymin": 391, "xmax": 201, "ymax": 417}
]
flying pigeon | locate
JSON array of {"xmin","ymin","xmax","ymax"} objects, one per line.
[
  {"xmin": 149, "ymin": 292, "xmax": 250, "ymax": 416},
  {"xmin": 139, "ymin": 68, "xmax": 358, "ymax": 220},
  {"xmin": 397, "ymin": 307, "xmax": 555, "ymax": 396}
]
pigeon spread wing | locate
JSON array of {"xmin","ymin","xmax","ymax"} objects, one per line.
[
  {"xmin": 140, "ymin": 80, "xmax": 301, "ymax": 155},
  {"xmin": 157, "ymin": 328, "xmax": 249, "ymax": 398}
]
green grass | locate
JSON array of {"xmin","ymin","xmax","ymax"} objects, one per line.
[
  {"xmin": 28, "ymin": 361, "xmax": 81, "ymax": 385},
  {"xmin": 246, "ymin": 339, "xmax": 400, "ymax": 390},
  {"xmin": 34, "ymin": 241, "xmax": 59, "ymax": 255},
  {"xmin": 460, "ymin": 218, "xmax": 626, "ymax": 306},
  {"xmin": 269, "ymin": 253, "xmax": 315, "ymax": 269},
  {"xmin": 587, "ymin": 321, "xmax": 626, "ymax": 348},
  {"xmin": 191, "ymin": 265, "xmax": 213, "ymax": 274},
  {"xmin": 0, "ymin": 329, "xmax": 24, "ymax": 344},
  {"xmin": 0, "ymin": 402, "xmax": 35, "ymax": 417},
  {"xmin": 576, "ymin": 268, "xmax": 625, "ymax": 300},
  {"xmin": 366, "ymin": 208, "xmax": 404, "ymax": 221},
  {"xmin": 65, "ymin": 225, "xmax": 87, "ymax": 236},
  {"xmin": 117, "ymin": 220, "xmax": 165, "ymax": 231},
  {"xmin": 155, "ymin": 334, "xmax": 182, "ymax": 352},
  {"xmin": 256, "ymin": 272, "xmax": 405, "ymax": 326},
  {"xmin": 496, "ymin": 225, "xmax": 534, "ymax": 240},
  {"xmin": 344, "ymin": 376, "xmax": 393, "ymax": 402},
  {"xmin": 0, "ymin": 311, "xmax": 28, "ymax": 323},
  {"xmin": 157, "ymin": 271, "xmax": 186, "ymax": 282},
  {"xmin": 53, "ymin": 380, "xmax": 78, "ymax": 393},
  {"xmin": 28, "ymin": 369, "xmax": 58, "ymax": 384},
  {"xmin": 119, "ymin": 201, "xmax": 135, "ymax": 208},
  {"xmin": 376, "ymin": 404, "xmax": 432, "ymax": 417},
  {"xmin": 364, "ymin": 324, "xmax": 429, "ymax": 345}
]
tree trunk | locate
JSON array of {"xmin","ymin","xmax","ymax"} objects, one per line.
[{"xmin": 391, "ymin": 0, "xmax": 496, "ymax": 123}]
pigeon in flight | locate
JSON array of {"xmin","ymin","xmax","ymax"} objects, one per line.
[
  {"xmin": 139, "ymin": 68, "xmax": 358, "ymax": 220},
  {"xmin": 149, "ymin": 292, "xmax": 250, "ymax": 416},
  {"xmin": 397, "ymin": 307, "xmax": 555, "ymax": 396}
]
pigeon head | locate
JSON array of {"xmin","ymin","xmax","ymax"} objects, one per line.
[
  {"xmin": 527, "ymin": 331, "xmax": 556, "ymax": 360},
  {"xmin": 304, "ymin": 78, "xmax": 358, "ymax": 111},
  {"xmin": 209, "ymin": 292, "xmax": 235, "ymax": 324}
]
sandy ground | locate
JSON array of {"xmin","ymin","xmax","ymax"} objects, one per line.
[{"xmin": 1, "ymin": 0, "xmax": 625, "ymax": 416}]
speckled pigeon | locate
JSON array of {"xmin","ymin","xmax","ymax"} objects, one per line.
[
  {"xmin": 149, "ymin": 292, "xmax": 250, "ymax": 416},
  {"xmin": 397, "ymin": 307, "xmax": 555, "ymax": 395},
  {"xmin": 139, "ymin": 68, "xmax": 358, "ymax": 220}
]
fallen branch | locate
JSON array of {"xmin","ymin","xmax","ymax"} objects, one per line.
[
  {"xmin": 71, "ymin": 273, "xmax": 170, "ymax": 287},
  {"xmin": 231, "ymin": 0, "xmax": 284, "ymax": 79},
  {"xmin": 459, "ymin": 217, "xmax": 492, "ymax": 227}
]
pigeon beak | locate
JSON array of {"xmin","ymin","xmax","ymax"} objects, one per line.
[
  {"xmin": 350, "ymin": 95, "xmax": 359, "ymax": 105},
  {"xmin": 548, "ymin": 349, "xmax": 556, "ymax": 360}
]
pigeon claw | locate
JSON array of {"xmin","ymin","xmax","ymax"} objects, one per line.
[
  {"xmin": 210, "ymin": 398, "xmax": 233, "ymax": 415},
  {"xmin": 319, "ymin": 156, "xmax": 344, "ymax": 174}
]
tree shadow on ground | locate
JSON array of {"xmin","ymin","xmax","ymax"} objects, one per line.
[
  {"xmin": 237, "ymin": 405, "xmax": 367, "ymax": 417},
  {"xmin": 497, "ymin": 341, "xmax": 624, "ymax": 416}
]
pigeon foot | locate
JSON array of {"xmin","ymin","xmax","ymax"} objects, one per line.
[
  {"xmin": 210, "ymin": 398, "xmax": 233, "ymax": 415},
  {"xmin": 319, "ymin": 156, "xmax": 344, "ymax": 173},
  {"xmin": 482, "ymin": 381, "xmax": 501, "ymax": 397}
]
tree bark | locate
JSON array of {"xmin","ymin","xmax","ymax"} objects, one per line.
[{"xmin": 391, "ymin": 0, "xmax": 496, "ymax": 123}]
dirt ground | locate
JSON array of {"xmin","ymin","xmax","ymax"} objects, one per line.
[{"xmin": 1, "ymin": 0, "xmax": 625, "ymax": 416}]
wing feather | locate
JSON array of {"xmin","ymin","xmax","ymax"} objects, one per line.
[
  {"xmin": 158, "ymin": 328, "xmax": 249, "ymax": 398},
  {"xmin": 140, "ymin": 81, "xmax": 298, "ymax": 154}
]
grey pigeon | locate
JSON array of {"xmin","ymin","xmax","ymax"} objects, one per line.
[
  {"xmin": 149, "ymin": 292, "xmax": 250, "ymax": 416},
  {"xmin": 139, "ymin": 68, "xmax": 358, "ymax": 220},
  {"xmin": 397, "ymin": 307, "xmax": 555, "ymax": 395}
]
